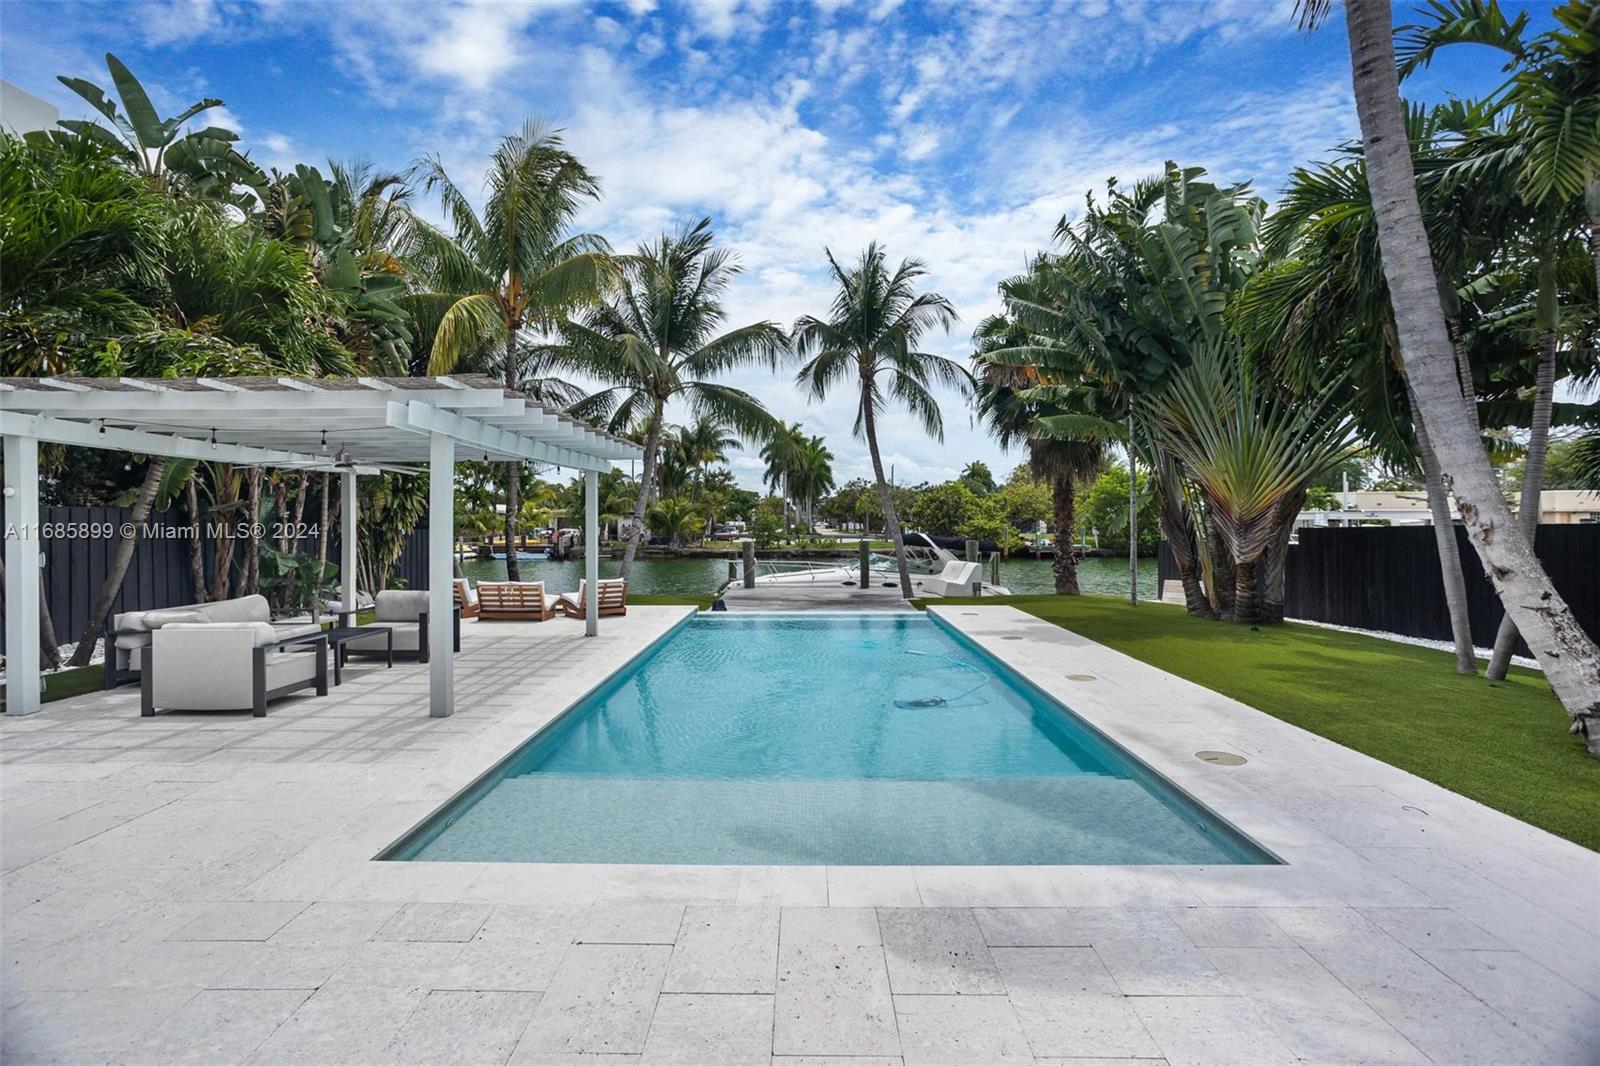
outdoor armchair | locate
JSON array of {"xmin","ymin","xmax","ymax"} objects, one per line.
[
  {"xmin": 454, "ymin": 579, "xmax": 481, "ymax": 619},
  {"xmin": 558, "ymin": 579, "xmax": 628, "ymax": 620},
  {"xmin": 342, "ymin": 589, "xmax": 459, "ymax": 662},
  {"xmin": 141, "ymin": 622, "xmax": 327, "ymax": 717}
]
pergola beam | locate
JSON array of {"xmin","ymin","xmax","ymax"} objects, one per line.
[
  {"xmin": 0, "ymin": 411, "xmax": 360, "ymax": 471},
  {"xmin": 388, "ymin": 401, "xmax": 610, "ymax": 472}
]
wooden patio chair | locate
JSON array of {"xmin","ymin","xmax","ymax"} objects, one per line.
[
  {"xmin": 454, "ymin": 578, "xmax": 481, "ymax": 619},
  {"xmin": 558, "ymin": 579, "xmax": 628, "ymax": 620}
]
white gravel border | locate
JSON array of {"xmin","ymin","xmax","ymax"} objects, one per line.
[{"xmin": 1292, "ymin": 617, "xmax": 1541, "ymax": 671}]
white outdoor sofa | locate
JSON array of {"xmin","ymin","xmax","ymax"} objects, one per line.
[
  {"xmin": 105, "ymin": 593, "xmax": 323, "ymax": 690},
  {"xmin": 341, "ymin": 589, "xmax": 460, "ymax": 663},
  {"xmin": 141, "ymin": 623, "xmax": 328, "ymax": 718},
  {"xmin": 918, "ymin": 560, "xmax": 982, "ymax": 597}
]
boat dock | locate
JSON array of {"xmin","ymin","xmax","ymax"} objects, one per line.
[{"xmin": 716, "ymin": 580, "xmax": 919, "ymax": 611}]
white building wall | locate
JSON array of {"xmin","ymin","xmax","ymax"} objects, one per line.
[{"xmin": 1, "ymin": 80, "xmax": 59, "ymax": 135}]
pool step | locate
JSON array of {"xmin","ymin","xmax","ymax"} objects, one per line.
[{"xmin": 409, "ymin": 774, "xmax": 1258, "ymax": 866}]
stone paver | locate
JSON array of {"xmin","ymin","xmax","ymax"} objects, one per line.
[
  {"xmin": 120, "ymin": 988, "xmax": 311, "ymax": 1065},
  {"xmin": 1007, "ymin": 991, "xmax": 1161, "ymax": 1059},
  {"xmin": 639, "ymin": 992, "xmax": 772, "ymax": 1065},
  {"xmin": 893, "ymin": 994, "xmax": 1032, "ymax": 1065},
  {"xmin": 773, "ymin": 908, "xmax": 898, "ymax": 1057},
  {"xmin": 1131, "ymin": 996, "xmax": 1298, "ymax": 1066},
  {"xmin": 3, "ymin": 605, "xmax": 1597, "ymax": 1065},
  {"xmin": 384, "ymin": 988, "xmax": 540, "ymax": 1064},
  {"xmin": 879, "ymin": 907, "xmax": 1003, "ymax": 994},
  {"xmin": 512, "ymin": 943, "xmax": 671, "ymax": 1058},
  {"xmin": 662, "ymin": 905, "xmax": 779, "ymax": 993}
]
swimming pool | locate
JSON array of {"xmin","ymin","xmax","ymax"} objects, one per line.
[{"xmin": 384, "ymin": 614, "xmax": 1274, "ymax": 865}]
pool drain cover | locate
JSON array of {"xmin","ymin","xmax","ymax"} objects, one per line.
[
  {"xmin": 1066, "ymin": 674, "xmax": 1096, "ymax": 681},
  {"xmin": 1195, "ymin": 750, "xmax": 1247, "ymax": 766}
]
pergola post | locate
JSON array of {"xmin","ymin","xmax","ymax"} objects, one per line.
[
  {"xmin": 427, "ymin": 432, "xmax": 454, "ymax": 717},
  {"xmin": 585, "ymin": 469, "xmax": 599, "ymax": 636},
  {"xmin": 340, "ymin": 471, "xmax": 357, "ymax": 616},
  {"xmin": 3, "ymin": 433, "xmax": 41, "ymax": 715}
]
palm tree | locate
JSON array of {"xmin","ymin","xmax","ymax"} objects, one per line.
[
  {"xmin": 1300, "ymin": 0, "xmax": 1600, "ymax": 750},
  {"xmin": 794, "ymin": 244, "xmax": 968, "ymax": 598},
  {"xmin": 677, "ymin": 415, "xmax": 739, "ymax": 486},
  {"xmin": 973, "ymin": 313, "xmax": 1104, "ymax": 595},
  {"xmin": 403, "ymin": 119, "xmax": 613, "ymax": 580},
  {"xmin": 1237, "ymin": 145, "xmax": 1483, "ymax": 669},
  {"xmin": 959, "ymin": 461, "xmax": 997, "ymax": 495},
  {"xmin": 790, "ymin": 435, "xmax": 836, "ymax": 534},
  {"xmin": 1398, "ymin": 0, "xmax": 1598, "ymax": 678},
  {"xmin": 559, "ymin": 218, "xmax": 788, "ymax": 577},
  {"xmin": 1399, "ymin": 0, "xmax": 1600, "ymax": 292},
  {"xmin": 760, "ymin": 422, "xmax": 807, "ymax": 532}
]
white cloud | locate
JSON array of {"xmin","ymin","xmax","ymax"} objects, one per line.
[
  {"xmin": 137, "ymin": 0, "xmax": 228, "ymax": 46},
  {"xmin": 408, "ymin": 2, "xmax": 546, "ymax": 91}
]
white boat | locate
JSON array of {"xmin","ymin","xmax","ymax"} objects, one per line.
[{"xmin": 751, "ymin": 532, "xmax": 1011, "ymax": 596}]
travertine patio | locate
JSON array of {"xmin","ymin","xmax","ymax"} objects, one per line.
[{"xmin": 2, "ymin": 605, "xmax": 1595, "ymax": 1065}]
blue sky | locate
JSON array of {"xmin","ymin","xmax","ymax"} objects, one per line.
[{"xmin": 0, "ymin": 0, "xmax": 1551, "ymax": 490}]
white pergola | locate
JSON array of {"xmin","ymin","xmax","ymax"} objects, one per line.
[{"xmin": 0, "ymin": 375, "xmax": 642, "ymax": 718}]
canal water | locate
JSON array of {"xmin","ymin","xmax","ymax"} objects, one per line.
[{"xmin": 459, "ymin": 554, "xmax": 1158, "ymax": 600}]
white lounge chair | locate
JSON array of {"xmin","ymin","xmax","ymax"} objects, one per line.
[{"xmin": 918, "ymin": 560, "xmax": 982, "ymax": 597}]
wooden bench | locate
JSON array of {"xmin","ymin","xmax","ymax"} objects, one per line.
[
  {"xmin": 558, "ymin": 579, "xmax": 628, "ymax": 619},
  {"xmin": 477, "ymin": 581, "xmax": 555, "ymax": 621}
]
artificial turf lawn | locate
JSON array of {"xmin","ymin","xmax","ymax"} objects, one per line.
[{"xmin": 926, "ymin": 593, "xmax": 1599, "ymax": 852}]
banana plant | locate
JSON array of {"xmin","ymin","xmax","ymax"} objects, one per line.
[{"xmin": 34, "ymin": 53, "xmax": 264, "ymax": 200}]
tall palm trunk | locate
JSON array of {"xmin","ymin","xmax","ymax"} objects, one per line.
[
  {"xmin": 862, "ymin": 373, "xmax": 913, "ymax": 598},
  {"xmin": 315, "ymin": 473, "xmax": 330, "ymax": 621},
  {"xmin": 1407, "ymin": 376, "xmax": 1478, "ymax": 673},
  {"xmin": 1049, "ymin": 471, "xmax": 1080, "ymax": 595},
  {"xmin": 0, "ymin": 560, "xmax": 60, "ymax": 671},
  {"xmin": 1345, "ymin": 0, "xmax": 1600, "ymax": 751},
  {"xmin": 185, "ymin": 472, "xmax": 208, "ymax": 603},
  {"xmin": 1126, "ymin": 416, "xmax": 1138, "ymax": 607},
  {"xmin": 209, "ymin": 472, "xmax": 240, "ymax": 602},
  {"xmin": 504, "ymin": 327, "xmax": 522, "ymax": 582},
  {"xmin": 244, "ymin": 467, "xmax": 262, "ymax": 597},
  {"xmin": 1486, "ymin": 325, "xmax": 1558, "ymax": 679},
  {"xmin": 620, "ymin": 401, "xmax": 665, "ymax": 578},
  {"xmin": 1233, "ymin": 558, "xmax": 1261, "ymax": 624},
  {"xmin": 1260, "ymin": 488, "xmax": 1307, "ymax": 624},
  {"xmin": 1153, "ymin": 459, "xmax": 1214, "ymax": 618},
  {"xmin": 67, "ymin": 457, "xmax": 165, "ymax": 667}
]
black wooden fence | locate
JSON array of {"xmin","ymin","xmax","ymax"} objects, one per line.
[
  {"xmin": 1, "ymin": 504, "xmax": 430, "ymax": 655},
  {"xmin": 1159, "ymin": 524, "xmax": 1599, "ymax": 654}
]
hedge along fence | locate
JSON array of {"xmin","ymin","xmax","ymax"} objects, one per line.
[
  {"xmin": 1158, "ymin": 523, "xmax": 1599, "ymax": 655},
  {"xmin": 0, "ymin": 504, "xmax": 430, "ymax": 655}
]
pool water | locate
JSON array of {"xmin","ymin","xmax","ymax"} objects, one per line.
[{"xmin": 387, "ymin": 615, "xmax": 1273, "ymax": 865}]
